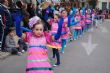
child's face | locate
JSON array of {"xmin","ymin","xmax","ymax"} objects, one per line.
[
  {"xmin": 54, "ymin": 15, "xmax": 59, "ymax": 22},
  {"xmin": 61, "ymin": 11, "xmax": 67, "ymax": 17},
  {"xmin": 33, "ymin": 24, "xmax": 44, "ymax": 37},
  {"xmin": 9, "ymin": 31, "xmax": 15, "ymax": 37},
  {"xmin": 87, "ymin": 10, "xmax": 90, "ymax": 14},
  {"xmin": 76, "ymin": 11, "xmax": 80, "ymax": 15}
]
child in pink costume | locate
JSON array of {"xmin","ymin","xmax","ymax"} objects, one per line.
[
  {"xmin": 48, "ymin": 14, "xmax": 61, "ymax": 66},
  {"xmin": 73, "ymin": 10, "xmax": 82, "ymax": 39},
  {"xmin": 74, "ymin": 10, "xmax": 82, "ymax": 29},
  {"xmin": 85, "ymin": 10, "xmax": 92, "ymax": 30},
  {"xmin": 23, "ymin": 16, "xmax": 54, "ymax": 73},
  {"xmin": 60, "ymin": 10, "xmax": 71, "ymax": 53},
  {"xmin": 92, "ymin": 10, "xmax": 97, "ymax": 27},
  {"xmin": 80, "ymin": 10, "xmax": 86, "ymax": 33}
]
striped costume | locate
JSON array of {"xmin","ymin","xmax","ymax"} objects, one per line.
[{"xmin": 25, "ymin": 32, "xmax": 53, "ymax": 73}]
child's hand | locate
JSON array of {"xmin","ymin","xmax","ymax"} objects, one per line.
[
  {"xmin": 52, "ymin": 36, "xmax": 54, "ymax": 41},
  {"xmin": 22, "ymin": 33, "xmax": 26, "ymax": 40},
  {"xmin": 69, "ymin": 33, "xmax": 72, "ymax": 36},
  {"xmin": 16, "ymin": 45, "xmax": 19, "ymax": 48}
]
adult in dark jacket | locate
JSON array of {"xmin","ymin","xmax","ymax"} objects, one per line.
[{"xmin": 0, "ymin": 0, "xmax": 12, "ymax": 51}]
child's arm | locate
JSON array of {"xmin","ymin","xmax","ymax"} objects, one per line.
[
  {"xmin": 48, "ymin": 18, "xmax": 54, "ymax": 26},
  {"xmin": 44, "ymin": 31, "xmax": 52, "ymax": 44},
  {"xmin": 20, "ymin": 27, "xmax": 32, "ymax": 42},
  {"xmin": 22, "ymin": 33, "xmax": 26, "ymax": 40},
  {"xmin": 21, "ymin": 27, "xmax": 32, "ymax": 32},
  {"xmin": 69, "ymin": 17, "xmax": 80, "ymax": 27}
]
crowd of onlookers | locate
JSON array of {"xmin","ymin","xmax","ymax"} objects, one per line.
[
  {"xmin": 0, "ymin": 0, "xmax": 110, "ymax": 55},
  {"xmin": 0, "ymin": 0, "xmax": 30, "ymax": 55},
  {"xmin": 96, "ymin": 8, "xmax": 110, "ymax": 19}
]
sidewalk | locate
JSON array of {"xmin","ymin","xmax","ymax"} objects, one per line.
[{"xmin": 0, "ymin": 51, "xmax": 11, "ymax": 59}]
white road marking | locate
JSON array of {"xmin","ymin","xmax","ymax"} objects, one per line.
[{"xmin": 81, "ymin": 34, "xmax": 98, "ymax": 55}]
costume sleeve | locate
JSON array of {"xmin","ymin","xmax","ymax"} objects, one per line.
[
  {"xmin": 68, "ymin": 16, "xmax": 71, "ymax": 27},
  {"xmin": 21, "ymin": 27, "xmax": 32, "ymax": 32},
  {"xmin": 82, "ymin": 7, "xmax": 86, "ymax": 15},
  {"xmin": 70, "ymin": 8, "xmax": 76, "ymax": 16},
  {"xmin": 24, "ymin": 32, "xmax": 31, "ymax": 42},
  {"xmin": 54, "ymin": 17, "xmax": 63, "ymax": 40},
  {"xmin": 48, "ymin": 19, "xmax": 54, "ymax": 26},
  {"xmin": 70, "ymin": 17, "xmax": 80, "ymax": 26},
  {"xmin": 44, "ymin": 31, "xmax": 52, "ymax": 44},
  {"xmin": 13, "ymin": 12, "xmax": 23, "ymax": 37}
]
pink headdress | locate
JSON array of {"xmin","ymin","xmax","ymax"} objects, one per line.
[{"xmin": 29, "ymin": 16, "xmax": 41, "ymax": 28}]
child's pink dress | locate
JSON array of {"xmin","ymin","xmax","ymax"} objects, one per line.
[
  {"xmin": 80, "ymin": 15, "xmax": 85, "ymax": 27},
  {"xmin": 85, "ymin": 14, "xmax": 92, "ymax": 24},
  {"xmin": 73, "ymin": 15, "xmax": 82, "ymax": 30},
  {"xmin": 25, "ymin": 32, "xmax": 53, "ymax": 73},
  {"xmin": 47, "ymin": 20, "xmax": 61, "ymax": 50},
  {"xmin": 61, "ymin": 17, "xmax": 70, "ymax": 39}
]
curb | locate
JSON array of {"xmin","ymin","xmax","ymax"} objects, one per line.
[{"xmin": 0, "ymin": 52, "xmax": 11, "ymax": 59}]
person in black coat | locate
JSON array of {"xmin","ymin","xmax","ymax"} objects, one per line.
[{"xmin": 0, "ymin": 0, "xmax": 12, "ymax": 51}]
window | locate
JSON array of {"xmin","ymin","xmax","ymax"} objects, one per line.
[
  {"xmin": 109, "ymin": 2, "xmax": 110, "ymax": 10},
  {"xmin": 102, "ymin": 2, "xmax": 107, "ymax": 10}
]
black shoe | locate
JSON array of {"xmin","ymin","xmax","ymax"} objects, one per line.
[{"xmin": 53, "ymin": 63, "xmax": 60, "ymax": 67}]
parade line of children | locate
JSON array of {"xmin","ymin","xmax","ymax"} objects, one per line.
[{"xmin": 19, "ymin": 7, "xmax": 98, "ymax": 73}]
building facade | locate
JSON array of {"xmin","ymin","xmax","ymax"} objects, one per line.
[{"xmin": 97, "ymin": 0, "xmax": 110, "ymax": 10}]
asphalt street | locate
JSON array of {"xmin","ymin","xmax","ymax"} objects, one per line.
[{"xmin": 0, "ymin": 20, "xmax": 110, "ymax": 73}]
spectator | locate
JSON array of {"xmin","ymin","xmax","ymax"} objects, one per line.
[
  {"xmin": 30, "ymin": 0, "xmax": 37, "ymax": 15},
  {"xmin": 16, "ymin": 1, "xmax": 30, "ymax": 28},
  {"xmin": 22, "ymin": 4, "xmax": 30, "ymax": 28},
  {"xmin": 5, "ymin": 27, "xmax": 26, "ymax": 55},
  {"xmin": 5, "ymin": 27, "xmax": 20, "ymax": 55},
  {"xmin": 0, "ymin": 0, "xmax": 13, "ymax": 51},
  {"xmin": 27, "ymin": 3, "xmax": 35, "ymax": 18},
  {"xmin": 16, "ymin": 0, "xmax": 23, "ymax": 9}
]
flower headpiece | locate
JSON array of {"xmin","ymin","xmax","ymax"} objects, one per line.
[{"xmin": 29, "ymin": 16, "xmax": 41, "ymax": 28}]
